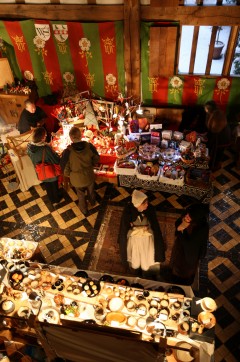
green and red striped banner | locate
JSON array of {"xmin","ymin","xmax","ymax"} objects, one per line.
[
  {"xmin": 0, "ymin": 20, "xmax": 124, "ymax": 99},
  {"xmin": 141, "ymin": 22, "xmax": 240, "ymax": 109}
]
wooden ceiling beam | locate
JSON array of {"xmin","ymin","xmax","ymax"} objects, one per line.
[
  {"xmin": 141, "ymin": 6, "xmax": 240, "ymax": 26},
  {"xmin": 0, "ymin": 5, "xmax": 124, "ymax": 21},
  {"xmin": 1, "ymin": 4, "xmax": 240, "ymax": 25}
]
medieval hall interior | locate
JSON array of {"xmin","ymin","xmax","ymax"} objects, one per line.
[{"xmin": 0, "ymin": 1, "xmax": 239, "ymax": 362}]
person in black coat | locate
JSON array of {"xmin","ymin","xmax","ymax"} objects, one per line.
[
  {"xmin": 118, "ymin": 189, "xmax": 165, "ymax": 279},
  {"xmin": 170, "ymin": 203, "xmax": 209, "ymax": 286},
  {"xmin": 18, "ymin": 100, "xmax": 47, "ymax": 134}
]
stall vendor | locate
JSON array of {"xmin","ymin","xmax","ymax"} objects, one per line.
[
  {"xmin": 204, "ymin": 100, "xmax": 231, "ymax": 171},
  {"xmin": 18, "ymin": 99, "xmax": 47, "ymax": 134},
  {"xmin": 118, "ymin": 190, "xmax": 166, "ymax": 280}
]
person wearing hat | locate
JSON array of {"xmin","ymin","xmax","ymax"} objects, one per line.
[
  {"xmin": 118, "ymin": 189, "xmax": 166, "ymax": 279},
  {"xmin": 170, "ymin": 203, "xmax": 209, "ymax": 286}
]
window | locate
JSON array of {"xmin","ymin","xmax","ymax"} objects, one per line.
[
  {"xmin": 178, "ymin": 25, "xmax": 236, "ymax": 76},
  {"xmin": 184, "ymin": 0, "xmax": 237, "ymax": 5},
  {"xmin": 230, "ymin": 30, "xmax": 240, "ymax": 76}
]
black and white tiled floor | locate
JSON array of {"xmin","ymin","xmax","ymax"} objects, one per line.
[{"xmin": 0, "ymin": 149, "xmax": 239, "ymax": 362}]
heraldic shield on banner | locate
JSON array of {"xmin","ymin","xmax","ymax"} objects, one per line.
[
  {"xmin": 52, "ymin": 24, "xmax": 68, "ymax": 42},
  {"xmin": 35, "ymin": 24, "xmax": 51, "ymax": 41}
]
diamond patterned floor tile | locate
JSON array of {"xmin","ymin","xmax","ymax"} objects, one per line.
[{"xmin": 0, "ymin": 149, "xmax": 239, "ymax": 361}]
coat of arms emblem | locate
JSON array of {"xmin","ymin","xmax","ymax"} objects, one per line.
[
  {"xmin": 35, "ymin": 24, "xmax": 51, "ymax": 41},
  {"xmin": 52, "ymin": 24, "xmax": 68, "ymax": 42}
]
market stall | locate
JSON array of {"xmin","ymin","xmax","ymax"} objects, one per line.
[
  {"xmin": 0, "ymin": 237, "xmax": 216, "ymax": 362},
  {"xmin": 52, "ymin": 120, "xmax": 212, "ymax": 202}
]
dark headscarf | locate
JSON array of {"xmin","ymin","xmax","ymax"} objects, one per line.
[{"xmin": 186, "ymin": 203, "xmax": 209, "ymax": 224}]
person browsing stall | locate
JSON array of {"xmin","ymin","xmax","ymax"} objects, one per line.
[
  {"xmin": 170, "ymin": 203, "xmax": 209, "ymax": 286},
  {"xmin": 18, "ymin": 99, "xmax": 47, "ymax": 134},
  {"xmin": 118, "ymin": 189, "xmax": 166, "ymax": 279},
  {"xmin": 60, "ymin": 126, "xmax": 100, "ymax": 216},
  {"xmin": 27, "ymin": 127, "xmax": 63, "ymax": 204}
]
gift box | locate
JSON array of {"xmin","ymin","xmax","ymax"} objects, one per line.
[{"xmin": 162, "ymin": 130, "xmax": 172, "ymax": 140}]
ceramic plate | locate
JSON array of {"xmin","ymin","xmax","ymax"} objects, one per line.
[
  {"xmin": 38, "ymin": 307, "xmax": 60, "ymax": 324},
  {"xmin": 173, "ymin": 342, "xmax": 194, "ymax": 362}
]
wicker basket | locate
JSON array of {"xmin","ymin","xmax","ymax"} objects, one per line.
[
  {"xmin": 180, "ymin": 156, "xmax": 195, "ymax": 165},
  {"xmin": 136, "ymin": 165, "xmax": 160, "ymax": 181}
]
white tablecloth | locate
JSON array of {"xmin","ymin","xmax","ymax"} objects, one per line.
[{"xmin": 8, "ymin": 149, "xmax": 41, "ymax": 192}]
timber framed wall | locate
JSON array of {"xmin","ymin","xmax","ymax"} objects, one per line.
[{"xmin": 0, "ymin": 0, "xmax": 240, "ymax": 103}]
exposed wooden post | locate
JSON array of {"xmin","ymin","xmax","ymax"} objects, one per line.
[
  {"xmin": 123, "ymin": 0, "xmax": 131, "ymax": 98},
  {"xmin": 205, "ymin": 26, "xmax": 218, "ymax": 75},
  {"xmin": 189, "ymin": 26, "xmax": 200, "ymax": 74},
  {"xmin": 128, "ymin": 0, "xmax": 141, "ymax": 99},
  {"xmin": 222, "ymin": 25, "xmax": 239, "ymax": 75}
]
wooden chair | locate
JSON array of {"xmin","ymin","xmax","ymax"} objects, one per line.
[{"xmin": 6, "ymin": 130, "xmax": 33, "ymax": 170}]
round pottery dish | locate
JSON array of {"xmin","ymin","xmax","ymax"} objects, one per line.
[
  {"xmin": 74, "ymin": 270, "xmax": 88, "ymax": 279},
  {"xmin": 99, "ymin": 274, "xmax": 114, "ymax": 284},
  {"xmin": 137, "ymin": 317, "xmax": 147, "ymax": 330},
  {"xmin": 178, "ymin": 320, "xmax": 190, "ymax": 335},
  {"xmin": 0, "ymin": 299, "xmax": 15, "ymax": 314},
  {"xmin": 127, "ymin": 316, "xmax": 137, "ymax": 328},
  {"xmin": 198, "ymin": 312, "xmax": 216, "ymax": 329},
  {"xmin": 136, "ymin": 303, "xmax": 147, "ymax": 317},
  {"xmin": 106, "ymin": 312, "xmax": 126, "ymax": 325},
  {"xmin": 173, "ymin": 342, "xmax": 195, "ymax": 362},
  {"xmin": 201, "ymin": 297, "xmax": 217, "ymax": 312},
  {"xmin": 116, "ymin": 278, "xmax": 130, "ymax": 286},
  {"xmin": 158, "ymin": 308, "xmax": 170, "ymax": 321},
  {"xmin": 9, "ymin": 270, "xmax": 24, "ymax": 290},
  {"xmin": 38, "ymin": 307, "xmax": 60, "ymax": 324},
  {"xmin": 125, "ymin": 300, "xmax": 136, "ymax": 312},
  {"xmin": 108, "ymin": 297, "xmax": 124, "ymax": 312}
]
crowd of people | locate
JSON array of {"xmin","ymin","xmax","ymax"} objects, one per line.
[{"xmin": 22, "ymin": 98, "xmax": 214, "ymax": 286}]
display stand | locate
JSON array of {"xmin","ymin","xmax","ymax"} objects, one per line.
[{"xmin": 0, "ymin": 242, "xmax": 216, "ymax": 362}]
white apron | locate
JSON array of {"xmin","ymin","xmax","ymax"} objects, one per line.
[{"xmin": 127, "ymin": 215, "xmax": 155, "ymax": 271}]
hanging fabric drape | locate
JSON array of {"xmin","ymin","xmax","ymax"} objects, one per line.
[{"xmin": 0, "ymin": 20, "xmax": 125, "ymax": 99}]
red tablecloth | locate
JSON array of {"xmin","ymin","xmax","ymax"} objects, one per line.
[{"xmin": 36, "ymin": 98, "xmax": 60, "ymax": 134}]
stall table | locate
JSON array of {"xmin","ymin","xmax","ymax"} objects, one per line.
[
  {"xmin": 0, "ymin": 245, "xmax": 216, "ymax": 362},
  {"xmin": 118, "ymin": 174, "xmax": 212, "ymax": 203}
]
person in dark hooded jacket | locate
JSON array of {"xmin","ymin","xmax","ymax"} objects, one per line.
[
  {"xmin": 170, "ymin": 203, "xmax": 209, "ymax": 285},
  {"xmin": 60, "ymin": 126, "xmax": 100, "ymax": 216},
  {"xmin": 27, "ymin": 127, "xmax": 63, "ymax": 204}
]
